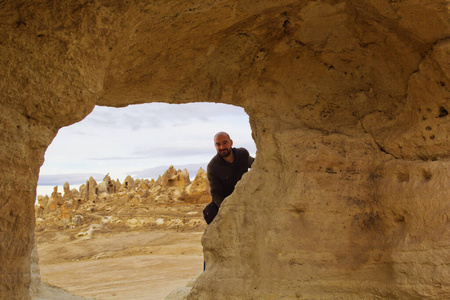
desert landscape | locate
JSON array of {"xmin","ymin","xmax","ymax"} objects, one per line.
[{"xmin": 33, "ymin": 167, "xmax": 209, "ymax": 299}]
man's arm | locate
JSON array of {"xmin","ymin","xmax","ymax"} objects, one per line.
[{"xmin": 207, "ymin": 165, "xmax": 225, "ymax": 208}]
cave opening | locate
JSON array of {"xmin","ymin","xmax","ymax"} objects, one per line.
[{"xmin": 34, "ymin": 102, "xmax": 256, "ymax": 299}]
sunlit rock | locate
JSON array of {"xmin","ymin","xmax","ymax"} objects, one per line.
[
  {"xmin": 184, "ymin": 168, "xmax": 211, "ymax": 204},
  {"xmin": 62, "ymin": 182, "xmax": 74, "ymax": 202},
  {"xmin": 87, "ymin": 177, "xmax": 98, "ymax": 202},
  {"xmin": 47, "ymin": 187, "xmax": 63, "ymax": 213}
]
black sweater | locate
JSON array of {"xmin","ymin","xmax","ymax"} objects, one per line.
[{"xmin": 206, "ymin": 147, "xmax": 254, "ymax": 208}]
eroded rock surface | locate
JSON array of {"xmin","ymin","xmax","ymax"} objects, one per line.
[{"xmin": 0, "ymin": 1, "xmax": 449, "ymax": 299}]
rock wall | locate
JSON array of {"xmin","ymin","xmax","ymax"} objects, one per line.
[{"xmin": 0, "ymin": 1, "xmax": 449, "ymax": 299}]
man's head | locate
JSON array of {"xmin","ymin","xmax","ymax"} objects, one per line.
[{"xmin": 214, "ymin": 132, "xmax": 233, "ymax": 158}]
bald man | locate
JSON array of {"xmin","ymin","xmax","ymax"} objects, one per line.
[{"xmin": 203, "ymin": 132, "xmax": 254, "ymax": 224}]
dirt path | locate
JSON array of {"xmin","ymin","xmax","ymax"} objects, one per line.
[{"xmin": 37, "ymin": 231, "xmax": 204, "ymax": 300}]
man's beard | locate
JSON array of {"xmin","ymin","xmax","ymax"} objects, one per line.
[{"xmin": 218, "ymin": 148, "xmax": 232, "ymax": 157}]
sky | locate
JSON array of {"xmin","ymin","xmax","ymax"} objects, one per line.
[{"xmin": 37, "ymin": 102, "xmax": 256, "ymax": 197}]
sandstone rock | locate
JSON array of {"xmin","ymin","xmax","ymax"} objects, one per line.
[
  {"xmin": 62, "ymin": 182, "xmax": 74, "ymax": 202},
  {"xmin": 35, "ymin": 196, "xmax": 49, "ymax": 218},
  {"xmin": 32, "ymin": 282, "xmax": 95, "ymax": 300},
  {"xmin": 72, "ymin": 215, "xmax": 84, "ymax": 226},
  {"xmin": 168, "ymin": 219, "xmax": 184, "ymax": 228},
  {"xmin": 184, "ymin": 167, "xmax": 211, "ymax": 204},
  {"xmin": 122, "ymin": 175, "xmax": 135, "ymax": 190},
  {"xmin": 97, "ymin": 192, "xmax": 110, "ymax": 201},
  {"xmin": 155, "ymin": 194, "xmax": 170, "ymax": 204},
  {"xmin": 161, "ymin": 166, "xmax": 191, "ymax": 188},
  {"xmin": 160, "ymin": 166, "xmax": 176, "ymax": 186},
  {"xmin": 29, "ymin": 236, "xmax": 41, "ymax": 296},
  {"xmin": 101, "ymin": 216, "xmax": 112, "ymax": 224},
  {"xmin": 70, "ymin": 188, "xmax": 80, "ymax": 198},
  {"xmin": 87, "ymin": 177, "xmax": 98, "ymax": 201},
  {"xmin": 126, "ymin": 218, "xmax": 140, "ymax": 227},
  {"xmin": 47, "ymin": 187, "xmax": 63, "ymax": 213},
  {"xmin": 76, "ymin": 224, "xmax": 101, "ymax": 240},
  {"xmin": 0, "ymin": 1, "xmax": 449, "ymax": 299},
  {"xmin": 37, "ymin": 195, "xmax": 49, "ymax": 209},
  {"xmin": 96, "ymin": 181, "xmax": 108, "ymax": 194},
  {"xmin": 35, "ymin": 168, "xmax": 210, "ymax": 238},
  {"xmin": 112, "ymin": 179, "xmax": 122, "ymax": 193},
  {"xmin": 139, "ymin": 180, "xmax": 151, "ymax": 191},
  {"xmin": 155, "ymin": 175, "xmax": 163, "ymax": 186},
  {"xmin": 59, "ymin": 202, "xmax": 73, "ymax": 221},
  {"xmin": 164, "ymin": 287, "xmax": 191, "ymax": 300},
  {"xmin": 72, "ymin": 198, "xmax": 85, "ymax": 211},
  {"xmin": 129, "ymin": 195, "xmax": 141, "ymax": 207},
  {"xmin": 97, "ymin": 174, "xmax": 118, "ymax": 194},
  {"xmin": 145, "ymin": 179, "xmax": 155, "ymax": 189},
  {"xmin": 171, "ymin": 189, "xmax": 182, "ymax": 201},
  {"xmin": 186, "ymin": 219, "xmax": 203, "ymax": 227},
  {"xmin": 79, "ymin": 184, "xmax": 88, "ymax": 200}
]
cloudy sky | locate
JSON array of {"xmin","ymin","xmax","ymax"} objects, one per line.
[{"xmin": 37, "ymin": 102, "xmax": 256, "ymax": 196}]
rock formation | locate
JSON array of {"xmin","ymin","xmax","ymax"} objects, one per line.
[
  {"xmin": 62, "ymin": 182, "xmax": 74, "ymax": 202},
  {"xmin": 35, "ymin": 167, "xmax": 211, "ymax": 233},
  {"xmin": 184, "ymin": 168, "xmax": 211, "ymax": 204},
  {"xmin": 87, "ymin": 177, "xmax": 98, "ymax": 201},
  {"xmin": 47, "ymin": 187, "xmax": 63, "ymax": 213},
  {"xmin": 122, "ymin": 175, "xmax": 135, "ymax": 190},
  {"xmin": 161, "ymin": 166, "xmax": 191, "ymax": 188},
  {"xmin": 0, "ymin": 1, "xmax": 449, "ymax": 299}
]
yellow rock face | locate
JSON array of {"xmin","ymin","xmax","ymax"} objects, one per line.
[{"xmin": 0, "ymin": 1, "xmax": 449, "ymax": 299}]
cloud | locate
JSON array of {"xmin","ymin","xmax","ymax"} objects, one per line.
[
  {"xmin": 80, "ymin": 102, "xmax": 247, "ymax": 132},
  {"xmin": 130, "ymin": 163, "xmax": 208, "ymax": 180},
  {"xmin": 131, "ymin": 146, "xmax": 213, "ymax": 159},
  {"xmin": 39, "ymin": 102, "xmax": 255, "ymax": 189},
  {"xmin": 37, "ymin": 163, "xmax": 208, "ymax": 188},
  {"xmin": 87, "ymin": 156, "xmax": 148, "ymax": 161},
  {"xmin": 38, "ymin": 173, "xmax": 106, "ymax": 186}
]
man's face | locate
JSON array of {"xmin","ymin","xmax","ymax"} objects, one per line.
[{"xmin": 214, "ymin": 134, "xmax": 233, "ymax": 158}]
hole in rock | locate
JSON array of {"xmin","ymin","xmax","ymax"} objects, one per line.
[
  {"xmin": 438, "ymin": 106, "xmax": 448, "ymax": 118},
  {"xmin": 35, "ymin": 102, "xmax": 255, "ymax": 299}
]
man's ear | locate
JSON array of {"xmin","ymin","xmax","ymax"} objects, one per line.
[{"xmin": 230, "ymin": 139, "xmax": 233, "ymax": 147}]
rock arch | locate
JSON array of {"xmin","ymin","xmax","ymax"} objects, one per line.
[{"xmin": 0, "ymin": 1, "xmax": 449, "ymax": 299}]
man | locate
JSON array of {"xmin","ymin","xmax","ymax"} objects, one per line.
[{"xmin": 203, "ymin": 131, "xmax": 254, "ymax": 224}]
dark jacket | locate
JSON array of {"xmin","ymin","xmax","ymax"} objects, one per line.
[{"xmin": 207, "ymin": 147, "xmax": 254, "ymax": 208}]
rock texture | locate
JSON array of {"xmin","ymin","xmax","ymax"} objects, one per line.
[{"xmin": 0, "ymin": 1, "xmax": 449, "ymax": 299}]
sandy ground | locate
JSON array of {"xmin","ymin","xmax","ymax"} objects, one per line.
[{"xmin": 36, "ymin": 230, "xmax": 204, "ymax": 300}]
